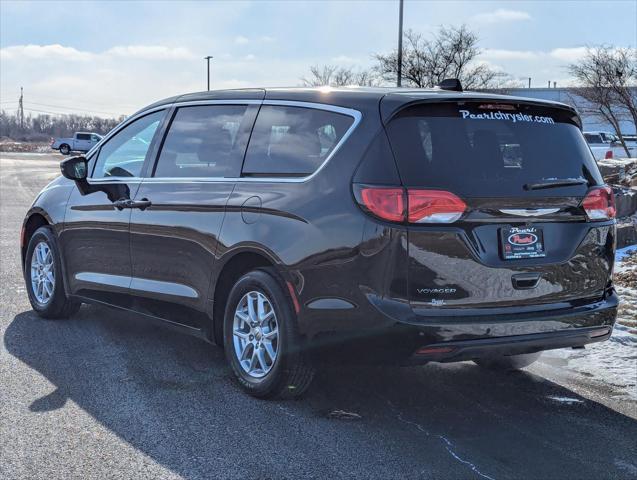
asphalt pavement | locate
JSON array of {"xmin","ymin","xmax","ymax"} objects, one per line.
[{"xmin": 1, "ymin": 152, "xmax": 636, "ymax": 480}]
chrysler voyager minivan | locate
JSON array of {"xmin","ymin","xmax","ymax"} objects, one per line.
[{"xmin": 22, "ymin": 84, "xmax": 618, "ymax": 398}]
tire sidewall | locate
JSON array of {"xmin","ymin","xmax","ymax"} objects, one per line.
[
  {"xmin": 223, "ymin": 270, "xmax": 297, "ymax": 397},
  {"xmin": 25, "ymin": 226, "xmax": 67, "ymax": 315},
  {"xmin": 60, "ymin": 145, "xmax": 70, "ymax": 155}
]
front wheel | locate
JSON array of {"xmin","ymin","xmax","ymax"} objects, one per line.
[
  {"xmin": 474, "ymin": 352, "xmax": 541, "ymax": 371},
  {"xmin": 25, "ymin": 226, "xmax": 80, "ymax": 319},
  {"xmin": 223, "ymin": 269, "xmax": 315, "ymax": 399}
]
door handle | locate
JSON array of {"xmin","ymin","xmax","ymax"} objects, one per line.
[
  {"xmin": 113, "ymin": 198, "xmax": 132, "ymax": 210},
  {"xmin": 113, "ymin": 198, "xmax": 152, "ymax": 210},
  {"xmin": 129, "ymin": 198, "xmax": 152, "ymax": 210}
]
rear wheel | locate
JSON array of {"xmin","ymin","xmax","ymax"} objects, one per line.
[
  {"xmin": 474, "ymin": 352, "xmax": 541, "ymax": 371},
  {"xmin": 59, "ymin": 144, "xmax": 70, "ymax": 155},
  {"xmin": 25, "ymin": 226, "xmax": 80, "ymax": 319},
  {"xmin": 223, "ymin": 269, "xmax": 314, "ymax": 399}
]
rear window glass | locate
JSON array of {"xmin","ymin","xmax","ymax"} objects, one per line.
[
  {"xmin": 242, "ymin": 105, "xmax": 354, "ymax": 177},
  {"xmin": 386, "ymin": 102, "xmax": 602, "ymax": 197}
]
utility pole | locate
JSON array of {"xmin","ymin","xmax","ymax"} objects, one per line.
[
  {"xmin": 204, "ymin": 56, "xmax": 213, "ymax": 91},
  {"xmin": 18, "ymin": 87, "xmax": 24, "ymax": 129},
  {"xmin": 397, "ymin": 0, "xmax": 404, "ymax": 87}
]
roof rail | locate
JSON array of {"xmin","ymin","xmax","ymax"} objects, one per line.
[{"xmin": 437, "ymin": 78, "xmax": 463, "ymax": 92}]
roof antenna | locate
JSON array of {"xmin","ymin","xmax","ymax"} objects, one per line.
[{"xmin": 437, "ymin": 78, "xmax": 463, "ymax": 92}]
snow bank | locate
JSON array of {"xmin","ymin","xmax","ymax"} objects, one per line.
[{"xmin": 540, "ymin": 247, "xmax": 637, "ymax": 401}]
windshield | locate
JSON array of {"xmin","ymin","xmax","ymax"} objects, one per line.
[{"xmin": 386, "ymin": 102, "xmax": 603, "ymax": 197}]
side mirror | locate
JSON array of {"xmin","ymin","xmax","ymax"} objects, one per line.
[{"xmin": 60, "ymin": 156, "xmax": 88, "ymax": 181}]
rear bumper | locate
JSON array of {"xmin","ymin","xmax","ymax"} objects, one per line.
[
  {"xmin": 403, "ymin": 290, "xmax": 619, "ymax": 364},
  {"xmin": 309, "ymin": 290, "xmax": 619, "ymax": 365},
  {"xmin": 406, "ymin": 325, "xmax": 612, "ymax": 365}
]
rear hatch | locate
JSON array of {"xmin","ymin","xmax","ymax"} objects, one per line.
[{"xmin": 383, "ymin": 99, "xmax": 615, "ymax": 312}]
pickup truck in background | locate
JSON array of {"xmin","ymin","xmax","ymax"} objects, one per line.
[
  {"xmin": 51, "ymin": 132, "xmax": 102, "ymax": 155},
  {"xmin": 584, "ymin": 131, "xmax": 637, "ymax": 160}
]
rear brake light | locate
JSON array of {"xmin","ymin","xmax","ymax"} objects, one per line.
[
  {"xmin": 582, "ymin": 186, "xmax": 615, "ymax": 220},
  {"xmin": 357, "ymin": 186, "xmax": 466, "ymax": 224},
  {"xmin": 605, "ymin": 150, "xmax": 613, "ymax": 159},
  {"xmin": 408, "ymin": 190, "xmax": 466, "ymax": 223},
  {"xmin": 359, "ymin": 187, "xmax": 405, "ymax": 222}
]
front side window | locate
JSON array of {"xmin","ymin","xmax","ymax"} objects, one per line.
[
  {"xmin": 92, "ymin": 110, "xmax": 164, "ymax": 178},
  {"xmin": 242, "ymin": 106, "xmax": 354, "ymax": 177},
  {"xmin": 153, "ymin": 105, "xmax": 249, "ymax": 178}
]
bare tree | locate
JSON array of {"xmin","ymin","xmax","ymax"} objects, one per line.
[
  {"xmin": 301, "ymin": 64, "xmax": 377, "ymax": 87},
  {"xmin": 0, "ymin": 110, "xmax": 122, "ymax": 142},
  {"xmin": 569, "ymin": 46, "xmax": 637, "ymax": 156},
  {"xmin": 373, "ymin": 25, "xmax": 511, "ymax": 89}
]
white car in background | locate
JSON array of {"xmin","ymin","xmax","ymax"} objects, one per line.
[
  {"xmin": 584, "ymin": 131, "xmax": 637, "ymax": 159},
  {"xmin": 51, "ymin": 132, "xmax": 102, "ymax": 155}
]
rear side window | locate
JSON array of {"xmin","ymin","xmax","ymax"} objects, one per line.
[
  {"xmin": 154, "ymin": 105, "xmax": 251, "ymax": 178},
  {"xmin": 76, "ymin": 133, "xmax": 91, "ymax": 140},
  {"xmin": 242, "ymin": 105, "xmax": 354, "ymax": 177},
  {"xmin": 386, "ymin": 102, "xmax": 602, "ymax": 196}
]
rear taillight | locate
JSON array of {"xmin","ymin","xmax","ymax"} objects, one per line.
[
  {"xmin": 407, "ymin": 189, "xmax": 466, "ymax": 223},
  {"xmin": 582, "ymin": 186, "xmax": 615, "ymax": 221},
  {"xmin": 356, "ymin": 186, "xmax": 466, "ymax": 224},
  {"xmin": 605, "ymin": 150, "xmax": 613, "ymax": 159},
  {"xmin": 359, "ymin": 187, "xmax": 405, "ymax": 222}
]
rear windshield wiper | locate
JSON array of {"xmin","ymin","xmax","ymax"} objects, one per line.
[{"xmin": 524, "ymin": 178, "xmax": 588, "ymax": 191}]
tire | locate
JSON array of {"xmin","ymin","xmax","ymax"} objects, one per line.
[
  {"xmin": 474, "ymin": 352, "xmax": 541, "ymax": 371},
  {"xmin": 59, "ymin": 144, "xmax": 70, "ymax": 155},
  {"xmin": 223, "ymin": 269, "xmax": 315, "ymax": 399},
  {"xmin": 25, "ymin": 226, "xmax": 80, "ymax": 319}
]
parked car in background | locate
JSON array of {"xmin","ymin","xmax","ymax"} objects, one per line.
[
  {"xmin": 584, "ymin": 131, "xmax": 636, "ymax": 159},
  {"xmin": 51, "ymin": 132, "xmax": 102, "ymax": 155},
  {"xmin": 23, "ymin": 85, "xmax": 618, "ymax": 399}
]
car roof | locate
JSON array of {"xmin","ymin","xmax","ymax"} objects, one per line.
[{"xmin": 137, "ymin": 86, "xmax": 578, "ymax": 121}]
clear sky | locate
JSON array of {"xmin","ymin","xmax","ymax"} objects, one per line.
[{"xmin": 1, "ymin": 0, "xmax": 636, "ymax": 117}]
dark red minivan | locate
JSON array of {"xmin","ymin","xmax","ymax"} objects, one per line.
[{"xmin": 22, "ymin": 84, "xmax": 618, "ymax": 398}]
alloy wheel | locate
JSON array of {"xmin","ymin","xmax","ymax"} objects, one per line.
[
  {"xmin": 30, "ymin": 241, "xmax": 55, "ymax": 304},
  {"xmin": 232, "ymin": 290, "xmax": 279, "ymax": 378}
]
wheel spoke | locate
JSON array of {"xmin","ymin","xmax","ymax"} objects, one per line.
[
  {"xmin": 240, "ymin": 342, "xmax": 252, "ymax": 362},
  {"xmin": 233, "ymin": 330, "xmax": 249, "ymax": 340},
  {"xmin": 264, "ymin": 328, "xmax": 278, "ymax": 340},
  {"xmin": 260, "ymin": 309, "xmax": 274, "ymax": 324},
  {"xmin": 256, "ymin": 347, "xmax": 268, "ymax": 372},
  {"xmin": 235, "ymin": 310, "xmax": 249, "ymax": 326},
  {"xmin": 263, "ymin": 341, "xmax": 276, "ymax": 362},
  {"xmin": 249, "ymin": 349, "xmax": 259, "ymax": 372},
  {"xmin": 247, "ymin": 293, "xmax": 258, "ymax": 323}
]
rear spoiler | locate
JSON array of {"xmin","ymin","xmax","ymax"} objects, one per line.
[{"xmin": 379, "ymin": 93, "xmax": 581, "ymax": 128}]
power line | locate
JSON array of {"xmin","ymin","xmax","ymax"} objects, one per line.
[
  {"xmin": 26, "ymin": 93, "xmax": 138, "ymax": 110},
  {"xmin": 26, "ymin": 101, "xmax": 121, "ymax": 116}
]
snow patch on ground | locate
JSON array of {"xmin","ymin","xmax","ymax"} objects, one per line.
[
  {"xmin": 541, "ymin": 247, "xmax": 637, "ymax": 401},
  {"xmin": 546, "ymin": 396, "xmax": 585, "ymax": 404}
]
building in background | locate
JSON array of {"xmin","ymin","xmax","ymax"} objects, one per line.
[{"xmin": 496, "ymin": 87, "xmax": 636, "ymax": 135}]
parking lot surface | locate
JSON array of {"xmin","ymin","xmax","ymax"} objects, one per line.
[{"xmin": 1, "ymin": 153, "xmax": 636, "ymax": 480}]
